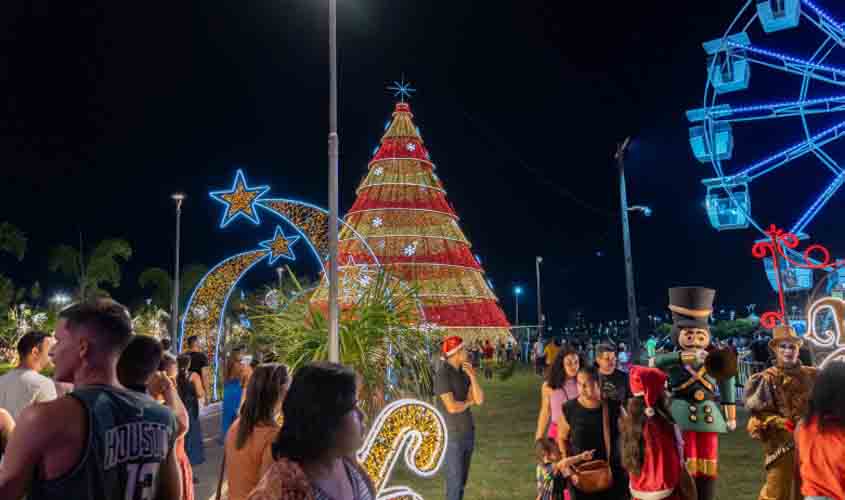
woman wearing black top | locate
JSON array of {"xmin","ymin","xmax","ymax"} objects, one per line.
[
  {"xmin": 177, "ymin": 354, "xmax": 206, "ymax": 468},
  {"xmin": 558, "ymin": 366, "xmax": 629, "ymax": 500}
]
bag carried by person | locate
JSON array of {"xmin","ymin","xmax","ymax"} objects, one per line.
[{"xmin": 570, "ymin": 402, "xmax": 613, "ymax": 493}]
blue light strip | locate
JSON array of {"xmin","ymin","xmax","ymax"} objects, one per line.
[
  {"xmin": 801, "ymin": 0, "xmax": 845, "ymax": 35},
  {"xmin": 209, "ymin": 169, "xmax": 271, "ymax": 228},
  {"xmin": 178, "ymin": 250, "xmax": 270, "ymax": 397},
  {"xmin": 256, "ymin": 198, "xmax": 381, "ymax": 270},
  {"xmin": 727, "ymin": 39, "xmax": 845, "ymax": 79},
  {"xmin": 791, "ymin": 170, "xmax": 845, "ymax": 234},
  {"xmin": 736, "ymin": 119, "xmax": 845, "ymax": 179}
]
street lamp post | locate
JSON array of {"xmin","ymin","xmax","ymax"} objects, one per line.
[
  {"xmin": 535, "ymin": 256, "xmax": 543, "ymax": 342},
  {"xmin": 615, "ymin": 137, "xmax": 640, "ymax": 358},
  {"xmin": 513, "ymin": 286, "xmax": 523, "ymax": 326},
  {"xmin": 171, "ymin": 192, "xmax": 185, "ymax": 352},
  {"xmin": 276, "ymin": 266, "xmax": 284, "ymax": 290},
  {"xmin": 327, "ymin": 0, "xmax": 340, "ymax": 363}
]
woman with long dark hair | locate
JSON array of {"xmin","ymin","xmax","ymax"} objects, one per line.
[
  {"xmin": 556, "ymin": 366, "xmax": 628, "ymax": 500},
  {"xmin": 225, "ymin": 363, "xmax": 289, "ymax": 500},
  {"xmin": 177, "ymin": 354, "xmax": 206, "ymax": 470},
  {"xmin": 796, "ymin": 362, "xmax": 845, "ymax": 500},
  {"xmin": 620, "ymin": 366, "xmax": 683, "ymax": 500},
  {"xmin": 248, "ymin": 362, "xmax": 375, "ymax": 500},
  {"xmin": 536, "ymin": 347, "xmax": 581, "ymax": 441}
]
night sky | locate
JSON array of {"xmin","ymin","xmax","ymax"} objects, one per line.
[{"xmin": 3, "ymin": 1, "xmax": 843, "ymax": 325}]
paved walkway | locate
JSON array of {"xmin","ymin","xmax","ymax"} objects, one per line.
[{"xmin": 193, "ymin": 403, "xmax": 226, "ymax": 500}]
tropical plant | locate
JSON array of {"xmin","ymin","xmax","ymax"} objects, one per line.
[
  {"xmin": 138, "ymin": 264, "xmax": 209, "ymax": 310},
  {"xmin": 248, "ymin": 268, "xmax": 437, "ymax": 418},
  {"xmin": 48, "ymin": 238, "xmax": 132, "ymax": 301},
  {"xmin": 132, "ymin": 304, "xmax": 170, "ymax": 338},
  {"xmin": 0, "ymin": 222, "xmax": 26, "ymax": 261}
]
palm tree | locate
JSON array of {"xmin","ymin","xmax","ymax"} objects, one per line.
[
  {"xmin": 48, "ymin": 238, "xmax": 132, "ymax": 301},
  {"xmin": 249, "ymin": 268, "xmax": 437, "ymax": 418},
  {"xmin": 138, "ymin": 263, "xmax": 209, "ymax": 308},
  {"xmin": 0, "ymin": 222, "xmax": 26, "ymax": 261}
]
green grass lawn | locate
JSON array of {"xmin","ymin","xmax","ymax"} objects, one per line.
[{"xmin": 391, "ymin": 368, "xmax": 765, "ymax": 499}]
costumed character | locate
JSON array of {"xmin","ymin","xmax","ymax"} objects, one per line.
[
  {"xmin": 650, "ymin": 287, "xmax": 737, "ymax": 500},
  {"xmin": 622, "ymin": 365, "xmax": 688, "ymax": 500},
  {"xmin": 744, "ymin": 325, "xmax": 816, "ymax": 500}
]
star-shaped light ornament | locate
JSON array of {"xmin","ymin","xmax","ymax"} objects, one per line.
[
  {"xmin": 387, "ymin": 77, "xmax": 416, "ymax": 102},
  {"xmin": 210, "ymin": 169, "xmax": 270, "ymax": 228},
  {"xmin": 259, "ymin": 226, "xmax": 300, "ymax": 265}
]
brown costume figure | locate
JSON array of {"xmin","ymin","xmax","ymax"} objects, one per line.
[{"xmin": 744, "ymin": 325, "xmax": 817, "ymax": 500}]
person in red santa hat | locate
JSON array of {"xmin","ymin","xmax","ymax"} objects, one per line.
[
  {"xmin": 621, "ymin": 365, "xmax": 690, "ymax": 500},
  {"xmin": 434, "ymin": 335, "xmax": 486, "ymax": 500}
]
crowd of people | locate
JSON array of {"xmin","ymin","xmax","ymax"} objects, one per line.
[
  {"xmin": 529, "ymin": 286, "xmax": 845, "ymax": 500},
  {"xmin": 0, "ymin": 298, "xmax": 375, "ymax": 500},
  {"xmin": 0, "ymin": 293, "xmax": 844, "ymax": 500}
]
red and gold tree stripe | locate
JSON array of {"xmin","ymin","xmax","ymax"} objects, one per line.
[
  {"xmin": 343, "ymin": 211, "xmax": 467, "ymax": 241},
  {"xmin": 348, "ymin": 186, "xmax": 456, "ymax": 217},
  {"xmin": 338, "ymin": 238, "xmax": 481, "ymax": 269},
  {"xmin": 358, "ymin": 159, "xmax": 443, "ymax": 192}
]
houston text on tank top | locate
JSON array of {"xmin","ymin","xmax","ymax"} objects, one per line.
[{"xmin": 29, "ymin": 385, "xmax": 177, "ymax": 500}]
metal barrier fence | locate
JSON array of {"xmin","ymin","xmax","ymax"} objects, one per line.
[{"xmin": 735, "ymin": 349, "xmax": 766, "ymax": 402}]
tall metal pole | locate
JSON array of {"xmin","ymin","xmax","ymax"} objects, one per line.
[
  {"xmin": 535, "ymin": 256, "xmax": 543, "ymax": 338},
  {"xmin": 327, "ymin": 0, "xmax": 340, "ymax": 363},
  {"xmin": 615, "ymin": 138, "xmax": 639, "ymax": 357},
  {"xmin": 515, "ymin": 293, "xmax": 520, "ymax": 326},
  {"xmin": 171, "ymin": 193, "xmax": 185, "ymax": 351}
]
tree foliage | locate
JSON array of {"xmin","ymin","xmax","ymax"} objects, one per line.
[
  {"xmin": 247, "ymin": 269, "xmax": 437, "ymax": 418},
  {"xmin": 0, "ymin": 222, "xmax": 26, "ymax": 261},
  {"xmin": 49, "ymin": 238, "xmax": 132, "ymax": 301},
  {"xmin": 138, "ymin": 264, "xmax": 209, "ymax": 310}
]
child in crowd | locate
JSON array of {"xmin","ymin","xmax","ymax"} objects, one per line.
[{"xmin": 536, "ymin": 438, "xmax": 594, "ymax": 500}]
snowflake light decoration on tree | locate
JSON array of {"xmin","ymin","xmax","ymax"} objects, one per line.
[
  {"xmin": 372, "ymin": 217, "xmax": 384, "ymax": 228},
  {"xmin": 403, "ymin": 242, "xmax": 418, "ymax": 257},
  {"xmin": 406, "ymin": 143, "xmax": 417, "ymax": 152},
  {"xmin": 374, "ymin": 167, "xmax": 384, "ymax": 176}
]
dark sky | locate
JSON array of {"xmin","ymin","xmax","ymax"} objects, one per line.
[{"xmin": 3, "ymin": 1, "xmax": 842, "ymax": 325}]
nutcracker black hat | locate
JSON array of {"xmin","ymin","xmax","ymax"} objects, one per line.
[{"xmin": 668, "ymin": 287, "xmax": 715, "ymax": 344}]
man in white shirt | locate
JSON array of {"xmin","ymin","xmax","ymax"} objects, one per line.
[
  {"xmin": 533, "ymin": 339, "xmax": 545, "ymax": 376},
  {"xmin": 0, "ymin": 331, "xmax": 57, "ymax": 419}
]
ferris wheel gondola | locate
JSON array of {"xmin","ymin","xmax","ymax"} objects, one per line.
[{"xmin": 687, "ymin": 0, "xmax": 845, "ymax": 291}]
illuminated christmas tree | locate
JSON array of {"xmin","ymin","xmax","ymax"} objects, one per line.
[{"xmin": 320, "ymin": 99, "xmax": 511, "ymax": 343}]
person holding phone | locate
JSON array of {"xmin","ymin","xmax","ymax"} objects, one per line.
[{"xmin": 435, "ymin": 336, "xmax": 485, "ymax": 500}]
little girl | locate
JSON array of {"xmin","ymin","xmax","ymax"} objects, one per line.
[{"xmin": 536, "ymin": 438, "xmax": 595, "ymax": 500}]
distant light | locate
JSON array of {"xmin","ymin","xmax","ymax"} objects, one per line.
[
  {"xmin": 514, "ymin": 286, "xmax": 523, "ymax": 296},
  {"xmin": 596, "ymin": 250, "xmax": 604, "ymax": 257},
  {"xmin": 171, "ymin": 192, "xmax": 186, "ymax": 202},
  {"xmin": 643, "ymin": 206, "xmax": 653, "ymax": 217}
]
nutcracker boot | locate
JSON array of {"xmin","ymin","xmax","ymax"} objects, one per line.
[{"xmin": 694, "ymin": 478, "xmax": 716, "ymax": 500}]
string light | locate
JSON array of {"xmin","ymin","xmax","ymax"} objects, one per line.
[
  {"xmin": 357, "ymin": 399, "xmax": 447, "ymax": 496},
  {"xmin": 209, "ymin": 169, "xmax": 270, "ymax": 228},
  {"xmin": 806, "ymin": 296, "xmax": 845, "ymax": 368}
]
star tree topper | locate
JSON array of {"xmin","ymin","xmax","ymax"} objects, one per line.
[
  {"xmin": 259, "ymin": 226, "xmax": 300, "ymax": 264},
  {"xmin": 210, "ymin": 169, "xmax": 270, "ymax": 228},
  {"xmin": 387, "ymin": 76, "xmax": 416, "ymax": 102}
]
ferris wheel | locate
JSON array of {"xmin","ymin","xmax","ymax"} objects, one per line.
[{"xmin": 687, "ymin": 0, "xmax": 845, "ymax": 293}]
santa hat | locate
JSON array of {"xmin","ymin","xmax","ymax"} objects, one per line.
[
  {"xmin": 441, "ymin": 336, "xmax": 464, "ymax": 358},
  {"xmin": 629, "ymin": 365, "xmax": 668, "ymax": 418}
]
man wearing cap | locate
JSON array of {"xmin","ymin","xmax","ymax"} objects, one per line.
[
  {"xmin": 744, "ymin": 325, "xmax": 816, "ymax": 500},
  {"xmin": 651, "ymin": 287, "xmax": 737, "ymax": 500},
  {"xmin": 435, "ymin": 336, "xmax": 485, "ymax": 500}
]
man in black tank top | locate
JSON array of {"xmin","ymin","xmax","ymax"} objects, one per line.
[{"xmin": 0, "ymin": 299, "xmax": 182, "ymax": 500}]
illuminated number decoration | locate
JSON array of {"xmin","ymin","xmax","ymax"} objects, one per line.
[
  {"xmin": 806, "ymin": 296, "xmax": 845, "ymax": 368},
  {"xmin": 357, "ymin": 399, "xmax": 448, "ymax": 500}
]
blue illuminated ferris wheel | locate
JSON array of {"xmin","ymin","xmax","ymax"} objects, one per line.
[{"xmin": 687, "ymin": 0, "xmax": 845, "ymax": 292}]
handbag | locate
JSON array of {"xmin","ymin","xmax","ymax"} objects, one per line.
[{"xmin": 570, "ymin": 401, "xmax": 614, "ymax": 493}]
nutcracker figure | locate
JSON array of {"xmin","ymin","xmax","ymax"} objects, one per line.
[
  {"xmin": 650, "ymin": 287, "xmax": 737, "ymax": 500},
  {"xmin": 744, "ymin": 325, "xmax": 816, "ymax": 500}
]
